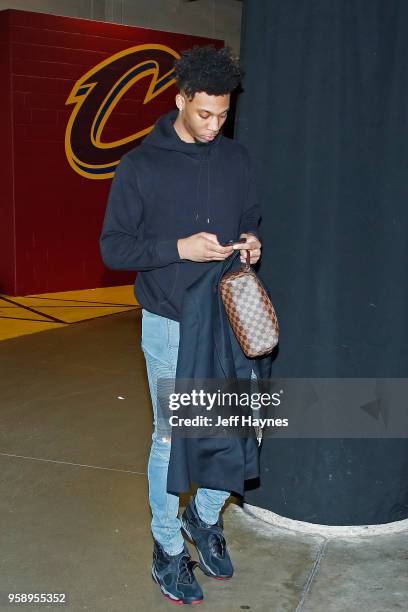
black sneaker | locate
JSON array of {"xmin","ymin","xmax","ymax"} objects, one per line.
[
  {"xmin": 151, "ymin": 539, "xmax": 204, "ymax": 605},
  {"xmin": 181, "ymin": 496, "xmax": 234, "ymax": 580}
]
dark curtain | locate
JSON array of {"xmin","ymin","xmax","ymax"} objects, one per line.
[{"xmin": 236, "ymin": 0, "xmax": 408, "ymax": 524}]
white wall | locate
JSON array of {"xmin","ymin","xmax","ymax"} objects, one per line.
[{"xmin": 0, "ymin": 0, "xmax": 243, "ymax": 53}]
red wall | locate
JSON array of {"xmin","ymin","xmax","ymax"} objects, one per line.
[
  {"xmin": 0, "ymin": 9, "xmax": 222, "ymax": 295},
  {"xmin": 0, "ymin": 13, "xmax": 15, "ymax": 293}
]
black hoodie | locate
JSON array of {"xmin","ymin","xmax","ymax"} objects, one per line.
[{"xmin": 100, "ymin": 109, "xmax": 261, "ymax": 321}]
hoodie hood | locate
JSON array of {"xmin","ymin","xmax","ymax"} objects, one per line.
[
  {"xmin": 142, "ymin": 108, "xmax": 222, "ymax": 225},
  {"xmin": 142, "ymin": 108, "xmax": 222, "ymax": 158}
]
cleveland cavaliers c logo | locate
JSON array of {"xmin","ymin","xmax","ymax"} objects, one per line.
[{"xmin": 65, "ymin": 44, "xmax": 180, "ymax": 180}]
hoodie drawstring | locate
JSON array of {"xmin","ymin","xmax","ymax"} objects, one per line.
[
  {"xmin": 195, "ymin": 155, "xmax": 211, "ymax": 225},
  {"xmin": 195, "ymin": 160, "xmax": 203, "ymax": 223},
  {"xmin": 206, "ymin": 159, "xmax": 210, "ymax": 224}
]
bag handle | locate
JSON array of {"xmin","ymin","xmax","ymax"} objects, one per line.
[
  {"xmin": 242, "ymin": 249, "xmax": 251, "ymax": 272},
  {"xmin": 219, "ymin": 248, "xmax": 251, "ymax": 280}
]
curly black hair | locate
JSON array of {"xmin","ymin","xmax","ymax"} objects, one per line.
[{"xmin": 173, "ymin": 45, "xmax": 242, "ymax": 99}]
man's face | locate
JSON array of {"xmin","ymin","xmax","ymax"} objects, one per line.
[{"xmin": 179, "ymin": 90, "xmax": 230, "ymax": 143}]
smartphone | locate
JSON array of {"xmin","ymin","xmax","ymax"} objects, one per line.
[{"xmin": 221, "ymin": 238, "xmax": 247, "ymax": 247}]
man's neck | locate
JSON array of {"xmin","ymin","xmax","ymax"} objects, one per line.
[{"xmin": 173, "ymin": 113, "xmax": 200, "ymax": 144}]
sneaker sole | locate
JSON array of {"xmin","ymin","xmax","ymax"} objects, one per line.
[
  {"xmin": 181, "ymin": 520, "xmax": 233, "ymax": 581},
  {"xmin": 151, "ymin": 564, "xmax": 204, "ymax": 605}
]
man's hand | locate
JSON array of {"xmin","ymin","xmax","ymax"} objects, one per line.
[
  {"xmin": 234, "ymin": 233, "xmax": 262, "ymax": 265},
  {"xmin": 177, "ymin": 232, "xmax": 234, "ymax": 262}
]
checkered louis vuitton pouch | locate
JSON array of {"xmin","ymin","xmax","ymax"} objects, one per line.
[{"xmin": 220, "ymin": 250, "xmax": 279, "ymax": 358}]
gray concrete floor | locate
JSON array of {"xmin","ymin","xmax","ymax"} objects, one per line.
[{"xmin": 0, "ymin": 310, "xmax": 407, "ymax": 611}]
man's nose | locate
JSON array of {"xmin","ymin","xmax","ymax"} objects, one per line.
[{"xmin": 209, "ymin": 116, "xmax": 220, "ymax": 132}]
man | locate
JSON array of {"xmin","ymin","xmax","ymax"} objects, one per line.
[{"xmin": 100, "ymin": 45, "xmax": 262, "ymax": 605}]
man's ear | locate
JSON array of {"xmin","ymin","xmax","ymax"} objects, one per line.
[{"xmin": 176, "ymin": 92, "xmax": 185, "ymax": 111}]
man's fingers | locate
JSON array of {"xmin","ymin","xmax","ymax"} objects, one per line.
[
  {"xmin": 201, "ymin": 233, "xmax": 237, "ymax": 254},
  {"xmin": 206, "ymin": 251, "xmax": 232, "ymax": 260},
  {"xmin": 240, "ymin": 257, "xmax": 260, "ymax": 264},
  {"xmin": 233, "ymin": 241, "xmax": 251, "ymax": 250},
  {"xmin": 233, "ymin": 241, "xmax": 260, "ymax": 251},
  {"xmin": 205, "ymin": 241, "xmax": 234, "ymax": 255},
  {"xmin": 240, "ymin": 246, "xmax": 261, "ymax": 265},
  {"xmin": 200, "ymin": 232, "xmax": 219, "ymax": 244},
  {"xmin": 207, "ymin": 254, "xmax": 230, "ymax": 261},
  {"xmin": 240, "ymin": 247, "xmax": 261, "ymax": 257}
]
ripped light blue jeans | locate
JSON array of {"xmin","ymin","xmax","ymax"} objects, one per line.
[{"xmin": 141, "ymin": 308, "xmax": 230, "ymax": 556}]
